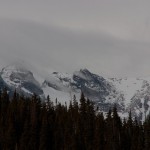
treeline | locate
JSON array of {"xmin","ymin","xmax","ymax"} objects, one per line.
[{"xmin": 0, "ymin": 88, "xmax": 150, "ymax": 150}]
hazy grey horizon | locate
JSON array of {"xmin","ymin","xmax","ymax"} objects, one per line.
[{"xmin": 0, "ymin": 0, "xmax": 150, "ymax": 77}]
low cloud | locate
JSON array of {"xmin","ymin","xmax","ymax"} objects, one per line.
[{"xmin": 0, "ymin": 1, "xmax": 150, "ymax": 77}]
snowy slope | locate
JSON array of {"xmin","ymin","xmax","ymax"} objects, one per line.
[
  {"xmin": 108, "ymin": 77, "xmax": 144, "ymax": 107},
  {"xmin": 42, "ymin": 71, "xmax": 80, "ymax": 105},
  {"xmin": 107, "ymin": 77, "xmax": 150, "ymax": 120}
]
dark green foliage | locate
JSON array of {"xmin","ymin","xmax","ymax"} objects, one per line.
[{"xmin": 0, "ymin": 88, "xmax": 149, "ymax": 149}]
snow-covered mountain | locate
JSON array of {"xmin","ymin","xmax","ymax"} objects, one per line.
[
  {"xmin": 0, "ymin": 64, "xmax": 44, "ymax": 97},
  {"xmin": 1, "ymin": 63, "xmax": 150, "ymax": 121}
]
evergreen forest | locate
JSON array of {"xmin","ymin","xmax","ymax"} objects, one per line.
[{"xmin": 0, "ymin": 88, "xmax": 150, "ymax": 150}]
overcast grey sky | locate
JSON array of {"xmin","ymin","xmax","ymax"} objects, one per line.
[{"xmin": 0, "ymin": 0, "xmax": 150, "ymax": 77}]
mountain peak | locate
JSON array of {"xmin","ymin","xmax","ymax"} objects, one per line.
[
  {"xmin": 1, "ymin": 63, "xmax": 43, "ymax": 96},
  {"xmin": 80, "ymin": 68, "xmax": 91, "ymax": 74},
  {"xmin": 2, "ymin": 62, "xmax": 31, "ymax": 73}
]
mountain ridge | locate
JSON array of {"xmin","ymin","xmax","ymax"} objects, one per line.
[{"xmin": 0, "ymin": 63, "xmax": 150, "ymax": 121}]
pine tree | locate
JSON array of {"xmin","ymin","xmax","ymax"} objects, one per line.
[
  {"xmin": 28, "ymin": 94, "xmax": 41, "ymax": 150},
  {"xmin": 94, "ymin": 113, "xmax": 105, "ymax": 150},
  {"xmin": 144, "ymin": 115, "xmax": 150, "ymax": 150},
  {"xmin": 126, "ymin": 110, "xmax": 133, "ymax": 149},
  {"xmin": 112, "ymin": 105, "xmax": 122, "ymax": 150},
  {"xmin": 39, "ymin": 106, "xmax": 52, "ymax": 150},
  {"xmin": 105, "ymin": 109, "xmax": 113, "ymax": 150}
]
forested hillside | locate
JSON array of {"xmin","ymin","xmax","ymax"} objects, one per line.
[{"xmin": 0, "ymin": 88, "xmax": 149, "ymax": 150}]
